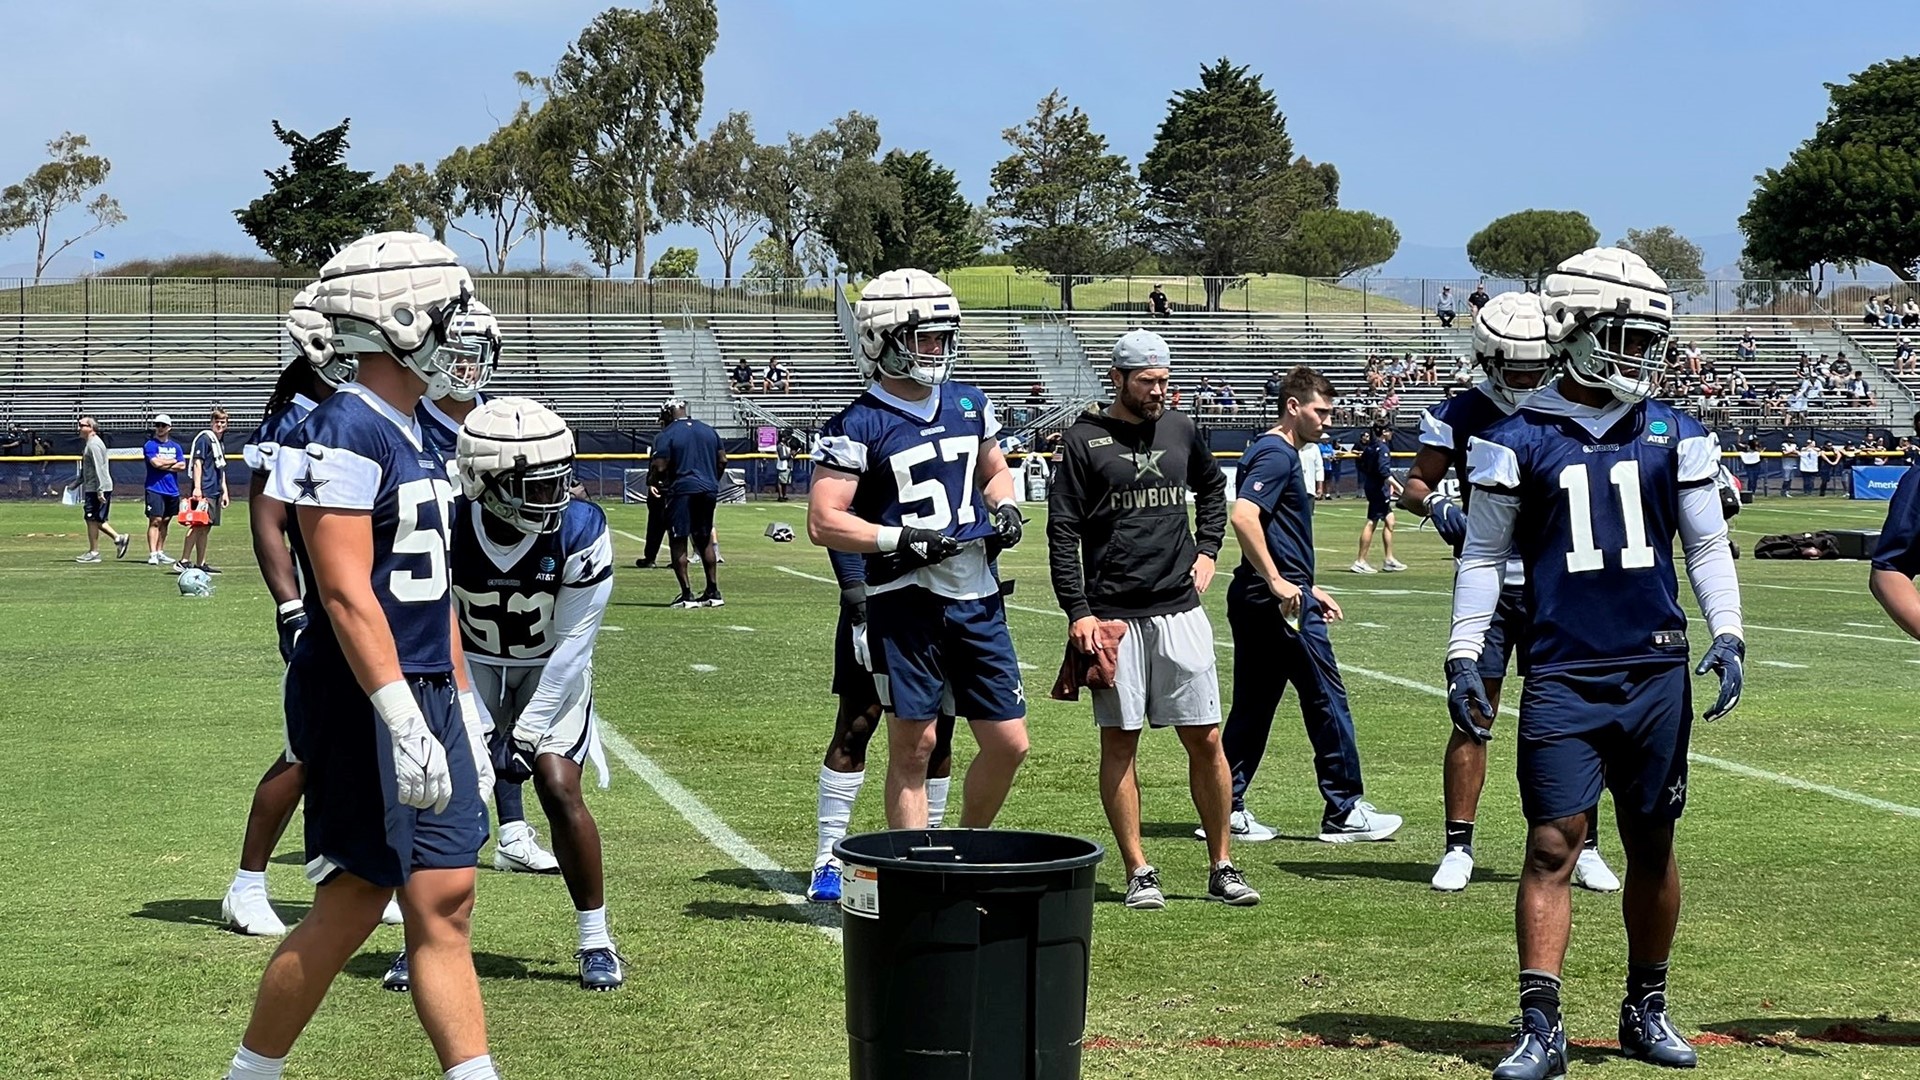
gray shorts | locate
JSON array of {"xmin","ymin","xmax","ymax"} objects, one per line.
[
  {"xmin": 1091, "ymin": 606, "xmax": 1222, "ymax": 731},
  {"xmin": 470, "ymin": 660, "xmax": 598, "ymax": 765}
]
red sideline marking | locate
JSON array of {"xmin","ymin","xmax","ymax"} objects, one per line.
[{"xmin": 1086, "ymin": 1024, "xmax": 1920, "ymax": 1053}]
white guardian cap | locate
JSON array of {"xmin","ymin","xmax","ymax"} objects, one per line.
[
  {"xmin": 312, "ymin": 231, "xmax": 480, "ymax": 401},
  {"xmin": 855, "ymin": 268, "xmax": 961, "ymax": 386},
  {"xmin": 1472, "ymin": 291, "xmax": 1555, "ymax": 406},
  {"xmin": 1540, "ymin": 246, "xmax": 1673, "ymax": 403},
  {"xmin": 457, "ymin": 396, "xmax": 574, "ymax": 535},
  {"xmin": 285, "ymin": 284, "xmax": 357, "ymax": 387}
]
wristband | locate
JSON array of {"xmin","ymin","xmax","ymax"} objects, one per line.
[
  {"xmin": 277, "ymin": 599, "xmax": 305, "ymax": 618},
  {"xmin": 368, "ymin": 680, "xmax": 420, "ymax": 731},
  {"xmin": 876, "ymin": 526, "xmax": 902, "ymax": 553}
]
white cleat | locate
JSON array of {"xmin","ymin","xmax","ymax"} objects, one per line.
[
  {"xmin": 1349, "ymin": 560, "xmax": 1378, "ymax": 574},
  {"xmin": 221, "ymin": 887, "xmax": 288, "ymax": 936},
  {"xmin": 1193, "ymin": 808, "xmax": 1279, "ymax": 843},
  {"xmin": 1319, "ymin": 800, "xmax": 1404, "ymax": 843},
  {"xmin": 1431, "ymin": 848, "xmax": 1474, "ymax": 892},
  {"xmin": 380, "ymin": 897, "xmax": 405, "ymax": 925},
  {"xmin": 493, "ymin": 827, "xmax": 561, "ymax": 874},
  {"xmin": 1574, "ymin": 846, "xmax": 1623, "ymax": 893}
]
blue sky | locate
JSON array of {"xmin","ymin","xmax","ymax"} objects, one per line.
[{"xmin": 0, "ymin": 0, "xmax": 1909, "ymax": 279}]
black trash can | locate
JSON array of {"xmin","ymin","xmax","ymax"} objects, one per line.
[{"xmin": 833, "ymin": 829, "xmax": 1104, "ymax": 1080}]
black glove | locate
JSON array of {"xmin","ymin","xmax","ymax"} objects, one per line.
[
  {"xmin": 986, "ymin": 502, "xmax": 1027, "ymax": 554},
  {"xmin": 1444, "ymin": 657, "xmax": 1494, "ymax": 744},
  {"xmin": 886, "ymin": 526, "xmax": 963, "ymax": 572},
  {"xmin": 491, "ymin": 729, "xmax": 536, "ymax": 785},
  {"xmin": 276, "ymin": 603, "xmax": 308, "ymax": 664},
  {"xmin": 840, "ymin": 582, "xmax": 868, "ymax": 626}
]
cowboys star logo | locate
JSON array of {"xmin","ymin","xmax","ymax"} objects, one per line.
[
  {"xmin": 1013, "ymin": 681, "xmax": 1027, "ymax": 705},
  {"xmin": 1125, "ymin": 448, "xmax": 1166, "ymax": 479},
  {"xmin": 1668, "ymin": 774, "xmax": 1688, "ymax": 806},
  {"xmin": 293, "ymin": 466, "xmax": 330, "ymax": 503}
]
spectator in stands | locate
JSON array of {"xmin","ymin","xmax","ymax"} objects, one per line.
[
  {"xmin": 1194, "ymin": 380, "xmax": 1217, "ymax": 414},
  {"xmin": 1216, "ymin": 381, "xmax": 1237, "ymax": 415},
  {"xmin": 1418, "ymin": 354, "xmax": 1437, "ymax": 385},
  {"xmin": 1886, "ymin": 296, "xmax": 1902, "ymax": 329},
  {"xmin": 1780, "ymin": 439, "xmax": 1799, "ymax": 495},
  {"xmin": 1365, "ymin": 354, "xmax": 1385, "ymax": 391},
  {"xmin": 1435, "ymin": 286, "xmax": 1457, "ymax": 327},
  {"xmin": 1850, "ymin": 374, "xmax": 1875, "ymax": 406},
  {"xmin": 1736, "ymin": 329, "xmax": 1756, "ymax": 361},
  {"xmin": 1739, "ymin": 382, "xmax": 1758, "ymax": 409},
  {"xmin": 773, "ymin": 433, "xmax": 795, "ymax": 502},
  {"xmin": 1148, "ymin": 283, "xmax": 1170, "ymax": 319},
  {"xmin": 730, "ymin": 359, "xmax": 754, "ymax": 394},
  {"xmin": 1467, "ymin": 281, "xmax": 1490, "ymax": 320},
  {"xmin": 765, "ymin": 356, "xmax": 792, "ymax": 394},
  {"xmin": 1451, "ymin": 355, "xmax": 1473, "ymax": 388},
  {"xmin": 1379, "ymin": 388, "xmax": 1401, "ymax": 426},
  {"xmin": 1729, "ymin": 368, "xmax": 1749, "ymax": 395},
  {"xmin": 142, "ymin": 414, "xmax": 187, "ymax": 566},
  {"xmin": 1865, "ymin": 297, "xmax": 1883, "ymax": 327},
  {"xmin": 1833, "ymin": 353, "xmax": 1854, "ymax": 378},
  {"xmin": 1026, "ymin": 382, "xmax": 1049, "ymax": 409},
  {"xmin": 1798, "ymin": 439, "xmax": 1821, "ymax": 495},
  {"xmin": 70, "ymin": 416, "xmax": 129, "ymax": 562},
  {"xmin": 1896, "ymin": 335, "xmax": 1914, "ymax": 374},
  {"xmin": 1900, "ymin": 436, "xmax": 1919, "ymax": 467},
  {"xmin": 1904, "ymin": 297, "xmax": 1919, "ymax": 328},
  {"xmin": 1682, "ymin": 340, "xmax": 1702, "ymax": 376},
  {"xmin": 177, "ymin": 408, "xmax": 230, "ymax": 575},
  {"xmin": 1168, "ymin": 384, "xmax": 1183, "ymax": 411},
  {"xmin": 1262, "ymin": 370, "xmax": 1284, "ymax": 412}
]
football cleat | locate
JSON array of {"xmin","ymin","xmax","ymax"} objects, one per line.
[
  {"xmin": 1431, "ymin": 848, "xmax": 1475, "ymax": 892},
  {"xmin": 579, "ymin": 947, "xmax": 625, "ymax": 990},
  {"xmin": 381, "ymin": 896, "xmax": 405, "ymax": 925},
  {"xmin": 381, "ymin": 953, "xmax": 410, "ymax": 993},
  {"xmin": 1493, "ymin": 1009, "xmax": 1567, "ymax": 1079},
  {"xmin": 1207, "ymin": 863, "xmax": 1260, "ymax": 906},
  {"xmin": 1194, "ymin": 808, "xmax": 1278, "ymax": 843},
  {"xmin": 1620, "ymin": 998, "xmax": 1697, "ymax": 1067},
  {"xmin": 1319, "ymin": 801, "xmax": 1403, "ymax": 843},
  {"xmin": 806, "ymin": 861, "xmax": 843, "ymax": 904},
  {"xmin": 1124, "ymin": 866, "xmax": 1166, "ymax": 910},
  {"xmin": 199, "ymin": 563, "xmax": 222, "ymax": 575},
  {"xmin": 493, "ymin": 828, "xmax": 561, "ymax": 874},
  {"xmin": 698, "ymin": 589, "xmax": 725, "ymax": 608},
  {"xmin": 221, "ymin": 886, "xmax": 288, "ymax": 937},
  {"xmin": 671, "ymin": 591, "xmax": 702, "ymax": 610},
  {"xmin": 1574, "ymin": 847, "xmax": 1623, "ymax": 893}
]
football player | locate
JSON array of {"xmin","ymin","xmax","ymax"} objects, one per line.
[
  {"xmin": 1447, "ymin": 248, "xmax": 1744, "ymax": 1080},
  {"xmin": 224, "ymin": 232, "xmax": 501, "ymax": 1080},
  {"xmin": 807, "ymin": 268, "xmax": 1030, "ymax": 830},
  {"xmin": 452, "ymin": 398, "xmax": 623, "ymax": 989},
  {"xmin": 1398, "ymin": 291, "xmax": 1621, "ymax": 896}
]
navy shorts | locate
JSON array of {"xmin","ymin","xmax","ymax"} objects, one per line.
[
  {"xmin": 83, "ymin": 492, "xmax": 110, "ymax": 523},
  {"xmin": 1516, "ymin": 662, "xmax": 1692, "ymax": 825},
  {"xmin": 1478, "ymin": 583, "xmax": 1531, "ymax": 682},
  {"xmin": 284, "ymin": 663, "xmax": 487, "ymax": 889},
  {"xmin": 1364, "ymin": 487, "xmax": 1393, "ymax": 522},
  {"xmin": 668, "ymin": 492, "xmax": 716, "ymax": 542},
  {"xmin": 145, "ymin": 491, "xmax": 179, "ymax": 520},
  {"xmin": 832, "ymin": 604, "xmax": 881, "ymax": 710},
  {"xmin": 868, "ymin": 588, "xmax": 1025, "ymax": 722}
]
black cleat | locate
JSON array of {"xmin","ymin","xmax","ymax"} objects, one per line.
[
  {"xmin": 1620, "ymin": 997, "xmax": 1697, "ymax": 1068},
  {"xmin": 1492, "ymin": 1009, "xmax": 1566, "ymax": 1079},
  {"xmin": 698, "ymin": 588, "xmax": 725, "ymax": 608},
  {"xmin": 579, "ymin": 947, "xmax": 625, "ymax": 990},
  {"xmin": 633, "ymin": 558, "xmax": 657, "ymax": 569},
  {"xmin": 671, "ymin": 591, "xmax": 701, "ymax": 609},
  {"xmin": 381, "ymin": 952, "xmax": 410, "ymax": 993}
]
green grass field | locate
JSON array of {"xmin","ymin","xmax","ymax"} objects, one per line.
[{"xmin": 4, "ymin": 494, "xmax": 1920, "ymax": 1079}]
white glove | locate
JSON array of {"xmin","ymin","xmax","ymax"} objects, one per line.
[
  {"xmin": 370, "ymin": 681, "xmax": 454, "ymax": 814},
  {"xmin": 459, "ymin": 690, "xmax": 495, "ymax": 806},
  {"xmin": 851, "ymin": 622, "xmax": 872, "ymax": 672}
]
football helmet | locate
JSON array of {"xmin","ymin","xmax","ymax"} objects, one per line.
[
  {"xmin": 855, "ymin": 268, "xmax": 960, "ymax": 385},
  {"xmin": 312, "ymin": 231, "xmax": 480, "ymax": 401},
  {"xmin": 1540, "ymin": 247, "xmax": 1673, "ymax": 403},
  {"xmin": 456, "ymin": 396, "xmax": 574, "ymax": 535},
  {"xmin": 764, "ymin": 521, "xmax": 797, "ymax": 543},
  {"xmin": 441, "ymin": 299, "xmax": 501, "ymax": 402},
  {"xmin": 285, "ymin": 284, "xmax": 357, "ymax": 387},
  {"xmin": 1472, "ymin": 290, "xmax": 1556, "ymax": 406},
  {"xmin": 178, "ymin": 566, "xmax": 214, "ymax": 597}
]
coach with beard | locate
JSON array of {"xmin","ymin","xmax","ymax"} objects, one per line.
[{"xmin": 1047, "ymin": 329, "xmax": 1258, "ymax": 910}]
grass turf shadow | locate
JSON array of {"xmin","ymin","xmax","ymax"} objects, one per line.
[
  {"xmin": 1268, "ymin": 859, "xmax": 1519, "ymax": 885},
  {"xmin": 133, "ymin": 897, "xmax": 313, "ymax": 928},
  {"xmin": 1701, "ymin": 1016, "xmax": 1920, "ymax": 1056},
  {"xmin": 342, "ymin": 950, "xmax": 578, "ymax": 984},
  {"xmin": 1280, "ymin": 1012, "xmax": 1616, "ymax": 1066}
]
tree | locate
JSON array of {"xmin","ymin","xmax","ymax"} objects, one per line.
[
  {"xmin": 1139, "ymin": 59, "xmax": 1323, "ymax": 310},
  {"xmin": 1617, "ymin": 225, "xmax": 1704, "ymax": 285},
  {"xmin": 234, "ymin": 119, "xmax": 390, "ymax": 270},
  {"xmin": 1278, "ymin": 209, "xmax": 1400, "ymax": 279},
  {"xmin": 987, "ymin": 90, "xmax": 1140, "ymax": 310},
  {"xmin": 1466, "ymin": 209, "xmax": 1599, "ymax": 287},
  {"xmin": 1732, "ymin": 252, "xmax": 1816, "ymax": 310},
  {"xmin": 874, "ymin": 149, "xmax": 983, "ymax": 274},
  {"xmin": 0, "ymin": 132, "xmax": 125, "ymax": 283},
  {"xmin": 381, "ymin": 161, "xmax": 454, "ymax": 242},
  {"xmin": 656, "ymin": 111, "xmax": 760, "ymax": 282},
  {"xmin": 522, "ymin": 0, "xmax": 718, "ymax": 277},
  {"xmin": 1743, "ymin": 56, "xmax": 1920, "ymax": 282},
  {"xmin": 745, "ymin": 113, "xmax": 900, "ymax": 281},
  {"xmin": 649, "ymin": 245, "xmax": 699, "ymax": 278},
  {"xmin": 742, "ymin": 234, "xmax": 799, "ymax": 287},
  {"xmin": 440, "ymin": 106, "xmax": 544, "ymax": 273}
]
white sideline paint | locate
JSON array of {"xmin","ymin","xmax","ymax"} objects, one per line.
[
  {"xmin": 727, "ymin": 625, "xmax": 757, "ymax": 633},
  {"xmin": 1748, "ymin": 583, "xmax": 1870, "ymax": 596},
  {"xmin": 689, "ymin": 663, "xmax": 719, "ymax": 673},
  {"xmin": 1757, "ymin": 660, "xmax": 1809, "ymax": 669},
  {"xmin": 597, "ymin": 721, "xmax": 842, "ymax": 942},
  {"xmin": 1845, "ymin": 622, "xmax": 1884, "ymax": 629},
  {"xmin": 613, "ymin": 528, "xmax": 647, "ymax": 545},
  {"xmin": 1357, "ymin": 621, "xmax": 1390, "ymax": 629},
  {"xmin": 772, "ymin": 566, "xmax": 1920, "ymax": 818},
  {"xmin": 1748, "ymin": 622, "xmax": 1910, "ymax": 645}
]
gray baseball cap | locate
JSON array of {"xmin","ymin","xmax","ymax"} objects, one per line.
[{"xmin": 1111, "ymin": 329, "xmax": 1172, "ymax": 371}]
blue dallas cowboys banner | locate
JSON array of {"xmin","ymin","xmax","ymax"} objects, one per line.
[{"xmin": 1852, "ymin": 465, "xmax": 1908, "ymax": 501}]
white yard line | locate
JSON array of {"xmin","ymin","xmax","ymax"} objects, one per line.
[
  {"xmin": 1748, "ymin": 623, "xmax": 1912, "ymax": 645},
  {"xmin": 689, "ymin": 663, "xmax": 719, "ymax": 673},
  {"xmin": 1757, "ymin": 660, "xmax": 1809, "ymax": 669},
  {"xmin": 1747, "ymin": 583, "xmax": 1871, "ymax": 596}
]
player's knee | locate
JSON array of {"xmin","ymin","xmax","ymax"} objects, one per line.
[{"xmin": 1524, "ymin": 817, "xmax": 1584, "ymax": 871}]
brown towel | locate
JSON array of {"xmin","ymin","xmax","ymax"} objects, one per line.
[{"xmin": 1049, "ymin": 620, "xmax": 1129, "ymax": 701}]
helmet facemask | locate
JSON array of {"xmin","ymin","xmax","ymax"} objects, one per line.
[
  {"xmin": 1481, "ymin": 349, "xmax": 1556, "ymax": 407},
  {"xmin": 874, "ymin": 315, "xmax": 959, "ymax": 386},
  {"xmin": 438, "ymin": 319, "xmax": 500, "ymax": 402},
  {"xmin": 327, "ymin": 286, "xmax": 482, "ymax": 401},
  {"xmin": 1560, "ymin": 305, "xmax": 1671, "ymax": 403},
  {"xmin": 479, "ymin": 454, "xmax": 573, "ymax": 536}
]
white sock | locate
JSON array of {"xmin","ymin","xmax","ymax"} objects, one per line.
[
  {"xmin": 577, "ymin": 905, "xmax": 613, "ymax": 952},
  {"xmin": 817, "ymin": 766, "xmax": 865, "ymax": 865},
  {"xmin": 231, "ymin": 868, "xmax": 268, "ymax": 895},
  {"xmin": 443, "ymin": 1055, "xmax": 499, "ymax": 1080},
  {"xmin": 498, "ymin": 819, "xmax": 530, "ymax": 845},
  {"xmin": 926, "ymin": 777, "xmax": 952, "ymax": 829},
  {"xmin": 227, "ymin": 1046, "xmax": 286, "ymax": 1080}
]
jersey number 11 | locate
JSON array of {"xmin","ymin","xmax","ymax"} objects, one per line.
[{"xmin": 1560, "ymin": 461, "xmax": 1655, "ymax": 573}]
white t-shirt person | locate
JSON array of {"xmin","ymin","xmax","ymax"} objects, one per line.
[{"xmin": 1798, "ymin": 444, "xmax": 1820, "ymax": 475}]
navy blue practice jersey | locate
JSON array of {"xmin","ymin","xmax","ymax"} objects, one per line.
[
  {"xmin": 450, "ymin": 497, "xmax": 613, "ymax": 665},
  {"xmin": 416, "ymin": 396, "xmax": 479, "ymax": 460},
  {"xmin": 814, "ymin": 381, "xmax": 1000, "ymax": 594},
  {"xmin": 1468, "ymin": 397, "xmax": 1717, "ymax": 673},
  {"xmin": 1420, "ymin": 382, "xmax": 1527, "ymax": 578},
  {"xmin": 269, "ymin": 384, "xmax": 458, "ymax": 674},
  {"xmin": 243, "ymin": 393, "xmax": 319, "ymax": 475},
  {"xmin": 1232, "ymin": 433, "xmax": 1315, "ymax": 591}
]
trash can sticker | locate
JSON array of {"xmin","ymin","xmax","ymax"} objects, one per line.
[{"xmin": 841, "ymin": 862, "xmax": 880, "ymax": 919}]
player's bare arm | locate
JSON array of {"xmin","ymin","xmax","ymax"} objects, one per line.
[
  {"xmin": 249, "ymin": 477, "xmax": 301, "ymax": 604},
  {"xmin": 1869, "ymin": 568, "xmax": 1920, "ymax": 640},
  {"xmin": 1399, "ymin": 446, "xmax": 1450, "ymax": 515},
  {"xmin": 806, "ymin": 466, "xmax": 886, "ymax": 552},
  {"xmin": 1229, "ymin": 497, "xmax": 1300, "ymax": 615}
]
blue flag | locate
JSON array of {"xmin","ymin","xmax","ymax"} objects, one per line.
[{"xmin": 92, "ymin": 250, "xmax": 105, "ymax": 260}]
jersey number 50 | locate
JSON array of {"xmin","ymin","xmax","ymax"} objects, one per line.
[
  {"xmin": 890, "ymin": 436, "xmax": 979, "ymax": 530},
  {"xmin": 1560, "ymin": 462, "xmax": 1656, "ymax": 573}
]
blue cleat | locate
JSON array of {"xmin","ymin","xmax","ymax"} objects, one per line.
[
  {"xmin": 1620, "ymin": 998, "xmax": 1697, "ymax": 1068},
  {"xmin": 1492, "ymin": 1009, "xmax": 1567, "ymax": 1079},
  {"xmin": 381, "ymin": 952, "xmax": 409, "ymax": 993},
  {"xmin": 578, "ymin": 947, "xmax": 625, "ymax": 991},
  {"xmin": 805, "ymin": 861, "xmax": 842, "ymax": 904}
]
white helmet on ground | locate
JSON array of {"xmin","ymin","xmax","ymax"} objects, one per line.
[
  {"xmin": 855, "ymin": 268, "xmax": 960, "ymax": 386},
  {"xmin": 1539, "ymin": 246, "xmax": 1673, "ymax": 403},
  {"xmin": 312, "ymin": 231, "xmax": 479, "ymax": 401},
  {"xmin": 286, "ymin": 284, "xmax": 357, "ymax": 387},
  {"xmin": 440, "ymin": 298, "xmax": 501, "ymax": 402},
  {"xmin": 456, "ymin": 396, "xmax": 574, "ymax": 535},
  {"xmin": 177, "ymin": 566, "xmax": 214, "ymax": 597},
  {"xmin": 1472, "ymin": 291, "xmax": 1556, "ymax": 406}
]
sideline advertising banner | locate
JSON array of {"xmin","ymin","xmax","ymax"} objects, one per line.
[{"xmin": 1852, "ymin": 465, "xmax": 1908, "ymax": 501}]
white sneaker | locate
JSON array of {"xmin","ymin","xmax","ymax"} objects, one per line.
[
  {"xmin": 1382, "ymin": 558, "xmax": 1409, "ymax": 572},
  {"xmin": 1431, "ymin": 848, "xmax": 1474, "ymax": 892},
  {"xmin": 1319, "ymin": 800, "xmax": 1404, "ymax": 843},
  {"xmin": 1193, "ymin": 808, "xmax": 1279, "ymax": 842},
  {"xmin": 221, "ymin": 886, "xmax": 288, "ymax": 936},
  {"xmin": 74, "ymin": 551, "xmax": 101, "ymax": 563},
  {"xmin": 1349, "ymin": 560, "xmax": 1378, "ymax": 574},
  {"xmin": 1123, "ymin": 866, "xmax": 1166, "ymax": 910},
  {"xmin": 145, "ymin": 552, "xmax": 163, "ymax": 565},
  {"xmin": 1574, "ymin": 846, "xmax": 1623, "ymax": 893},
  {"xmin": 494, "ymin": 827, "xmax": 561, "ymax": 873},
  {"xmin": 381, "ymin": 897, "xmax": 405, "ymax": 925}
]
